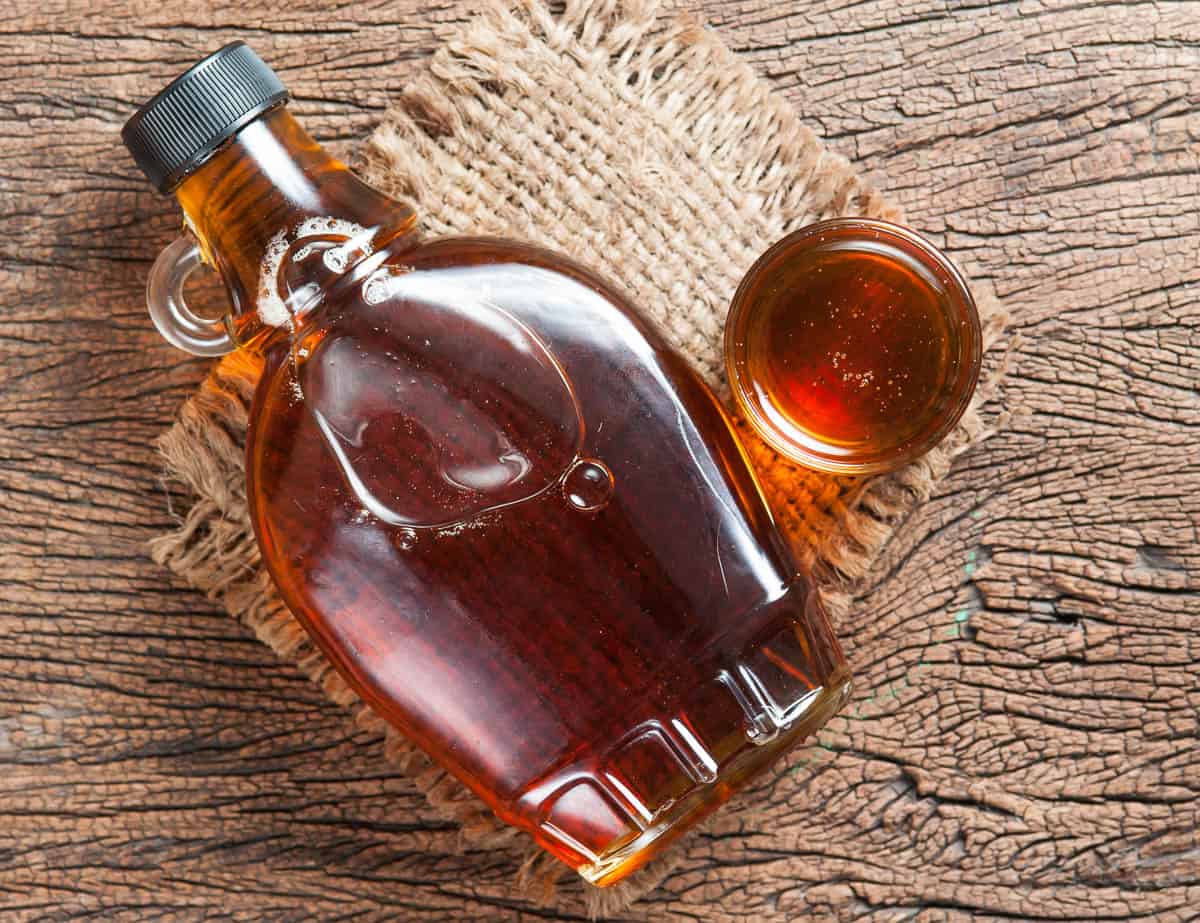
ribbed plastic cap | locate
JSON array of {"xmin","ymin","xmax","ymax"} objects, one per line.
[{"xmin": 122, "ymin": 42, "xmax": 289, "ymax": 194}]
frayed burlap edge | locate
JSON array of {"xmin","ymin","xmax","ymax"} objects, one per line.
[{"xmin": 150, "ymin": 0, "xmax": 1010, "ymax": 917}]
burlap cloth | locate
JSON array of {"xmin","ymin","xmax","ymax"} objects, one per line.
[{"xmin": 150, "ymin": 0, "xmax": 1009, "ymax": 915}]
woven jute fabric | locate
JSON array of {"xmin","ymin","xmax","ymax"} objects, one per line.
[{"xmin": 150, "ymin": 0, "xmax": 1009, "ymax": 915}]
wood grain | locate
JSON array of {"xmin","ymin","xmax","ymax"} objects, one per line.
[{"xmin": 1, "ymin": 1, "xmax": 1197, "ymax": 920}]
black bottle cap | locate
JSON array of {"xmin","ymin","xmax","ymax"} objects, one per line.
[{"xmin": 122, "ymin": 41, "xmax": 289, "ymax": 194}]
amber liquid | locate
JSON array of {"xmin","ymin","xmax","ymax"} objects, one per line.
[
  {"xmin": 730, "ymin": 228, "xmax": 975, "ymax": 470},
  {"xmin": 179, "ymin": 109, "xmax": 850, "ymax": 885}
]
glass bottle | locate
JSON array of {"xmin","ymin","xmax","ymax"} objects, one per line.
[{"xmin": 124, "ymin": 43, "xmax": 851, "ymax": 885}]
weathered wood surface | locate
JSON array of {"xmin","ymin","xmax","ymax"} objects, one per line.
[{"xmin": 1, "ymin": 1, "xmax": 1197, "ymax": 920}]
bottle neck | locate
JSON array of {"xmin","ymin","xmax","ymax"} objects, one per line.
[{"xmin": 175, "ymin": 106, "xmax": 414, "ymax": 348}]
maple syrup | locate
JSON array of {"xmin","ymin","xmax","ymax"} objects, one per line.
[
  {"xmin": 726, "ymin": 219, "xmax": 981, "ymax": 474},
  {"xmin": 123, "ymin": 43, "xmax": 851, "ymax": 885}
]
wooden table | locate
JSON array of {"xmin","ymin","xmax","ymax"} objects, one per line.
[{"xmin": 2, "ymin": 2, "xmax": 1197, "ymax": 919}]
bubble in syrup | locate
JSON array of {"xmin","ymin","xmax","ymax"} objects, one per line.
[
  {"xmin": 562, "ymin": 458, "xmax": 614, "ymax": 512},
  {"xmin": 395, "ymin": 529, "xmax": 417, "ymax": 551}
]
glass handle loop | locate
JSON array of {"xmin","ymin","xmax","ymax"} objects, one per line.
[{"xmin": 146, "ymin": 236, "xmax": 235, "ymax": 357}]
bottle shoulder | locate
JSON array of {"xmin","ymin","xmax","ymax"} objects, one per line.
[{"xmin": 402, "ymin": 235, "xmax": 633, "ymax": 296}]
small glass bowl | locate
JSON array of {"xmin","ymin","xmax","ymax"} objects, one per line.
[{"xmin": 724, "ymin": 218, "xmax": 982, "ymax": 476}]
